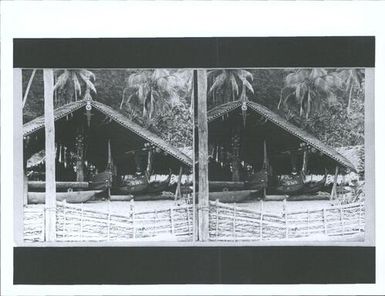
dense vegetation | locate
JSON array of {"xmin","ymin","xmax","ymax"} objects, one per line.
[
  {"xmin": 208, "ymin": 69, "xmax": 365, "ymax": 147},
  {"xmin": 22, "ymin": 68, "xmax": 365, "ymax": 148}
]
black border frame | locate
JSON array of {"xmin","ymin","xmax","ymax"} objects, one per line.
[{"xmin": 14, "ymin": 37, "xmax": 375, "ymax": 285}]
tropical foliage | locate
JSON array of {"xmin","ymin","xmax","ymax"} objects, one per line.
[
  {"xmin": 22, "ymin": 68, "xmax": 364, "ymax": 148},
  {"xmin": 207, "ymin": 69, "xmax": 254, "ymax": 107},
  {"xmin": 54, "ymin": 69, "xmax": 97, "ymax": 104},
  {"xmin": 278, "ymin": 69, "xmax": 342, "ymax": 119},
  {"xmin": 22, "ymin": 69, "xmax": 193, "ymax": 147}
]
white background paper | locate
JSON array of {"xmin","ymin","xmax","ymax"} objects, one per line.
[{"xmin": 1, "ymin": 1, "xmax": 385, "ymax": 295}]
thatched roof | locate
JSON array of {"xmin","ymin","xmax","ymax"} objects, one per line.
[
  {"xmin": 207, "ymin": 100, "xmax": 356, "ymax": 172},
  {"xmin": 23, "ymin": 99, "xmax": 192, "ymax": 167}
]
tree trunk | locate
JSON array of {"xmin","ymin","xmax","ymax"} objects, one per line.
[
  {"xmin": 44, "ymin": 69, "xmax": 56, "ymax": 241},
  {"xmin": 302, "ymin": 149, "xmax": 308, "ymax": 174},
  {"xmin": 145, "ymin": 148, "xmax": 153, "ymax": 182},
  {"xmin": 197, "ymin": 69, "xmax": 209, "ymax": 241},
  {"xmin": 22, "ymin": 69, "xmax": 37, "ymax": 108}
]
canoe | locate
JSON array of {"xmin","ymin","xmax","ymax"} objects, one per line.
[
  {"xmin": 274, "ymin": 173, "xmax": 305, "ymax": 195},
  {"xmin": 28, "ymin": 181, "xmax": 89, "ymax": 191},
  {"xmin": 89, "ymin": 170, "xmax": 113, "ymax": 190},
  {"xmin": 147, "ymin": 173, "xmax": 171, "ymax": 194},
  {"xmin": 209, "ymin": 181, "xmax": 245, "ymax": 192},
  {"xmin": 288, "ymin": 193, "xmax": 330, "ymax": 201},
  {"xmin": 209, "ymin": 189, "xmax": 260, "ymax": 203},
  {"xmin": 264, "ymin": 195, "xmax": 290, "ymax": 201},
  {"xmin": 114, "ymin": 175, "xmax": 149, "ymax": 195},
  {"xmin": 133, "ymin": 192, "xmax": 174, "ymax": 201},
  {"xmin": 302, "ymin": 175, "xmax": 327, "ymax": 194},
  {"xmin": 27, "ymin": 190, "xmax": 105, "ymax": 204},
  {"xmin": 244, "ymin": 169, "xmax": 268, "ymax": 190},
  {"xmin": 110, "ymin": 195, "xmax": 134, "ymax": 201}
]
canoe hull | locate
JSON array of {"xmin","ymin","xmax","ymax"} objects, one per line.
[
  {"xmin": 27, "ymin": 190, "xmax": 105, "ymax": 204},
  {"xmin": 209, "ymin": 181, "xmax": 245, "ymax": 192},
  {"xmin": 110, "ymin": 195, "xmax": 134, "ymax": 201},
  {"xmin": 209, "ymin": 189, "xmax": 260, "ymax": 203},
  {"xmin": 134, "ymin": 192, "xmax": 174, "ymax": 201}
]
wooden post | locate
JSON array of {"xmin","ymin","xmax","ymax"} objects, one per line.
[
  {"xmin": 170, "ymin": 208, "xmax": 175, "ymax": 234},
  {"xmin": 145, "ymin": 146, "xmax": 153, "ymax": 182},
  {"xmin": 233, "ymin": 203, "xmax": 236, "ymax": 241},
  {"xmin": 186, "ymin": 206, "xmax": 191, "ymax": 235},
  {"xmin": 340, "ymin": 207, "xmax": 344, "ymax": 235},
  {"xmin": 14, "ymin": 69, "xmax": 25, "ymax": 244},
  {"xmin": 323, "ymin": 208, "xmax": 328, "ymax": 235},
  {"xmin": 153, "ymin": 209, "xmax": 157, "ymax": 237},
  {"xmin": 44, "ymin": 69, "xmax": 56, "ymax": 242},
  {"xmin": 215, "ymin": 199, "xmax": 219, "ymax": 238},
  {"xmin": 197, "ymin": 69, "xmax": 209, "ymax": 241},
  {"xmin": 174, "ymin": 166, "xmax": 183, "ymax": 201},
  {"xmin": 63, "ymin": 199, "xmax": 67, "ymax": 240},
  {"xmin": 107, "ymin": 200, "xmax": 111, "ymax": 240},
  {"xmin": 307, "ymin": 209, "xmax": 310, "ymax": 236},
  {"xmin": 80, "ymin": 202, "xmax": 84, "ymax": 241},
  {"xmin": 331, "ymin": 166, "xmax": 339, "ymax": 200},
  {"xmin": 23, "ymin": 174, "xmax": 28, "ymax": 205},
  {"xmin": 131, "ymin": 199, "xmax": 135, "ymax": 239},
  {"xmin": 263, "ymin": 140, "xmax": 268, "ymax": 198},
  {"xmin": 358, "ymin": 202, "xmax": 362, "ymax": 230}
]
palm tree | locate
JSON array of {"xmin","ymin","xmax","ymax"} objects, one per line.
[
  {"xmin": 336, "ymin": 69, "xmax": 364, "ymax": 114},
  {"xmin": 278, "ymin": 68, "xmax": 342, "ymax": 119},
  {"xmin": 207, "ymin": 69, "xmax": 254, "ymax": 105},
  {"xmin": 54, "ymin": 69, "xmax": 97, "ymax": 104},
  {"xmin": 120, "ymin": 69, "xmax": 182, "ymax": 122}
]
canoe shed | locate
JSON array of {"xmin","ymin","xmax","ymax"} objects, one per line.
[
  {"xmin": 207, "ymin": 99, "xmax": 356, "ymax": 184},
  {"xmin": 23, "ymin": 98, "xmax": 192, "ymax": 182}
]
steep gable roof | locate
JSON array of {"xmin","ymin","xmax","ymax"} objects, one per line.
[
  {"xmin": 23, "ymin": 99, "xmax": 192, "ymax": 167},
  {"xmin": 207, "ymin": 100, "xmax": 356, "ymax": 171}
]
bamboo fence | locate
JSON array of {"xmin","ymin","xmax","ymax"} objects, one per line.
[
  {"xmin": 24, "ymin": 200, "xmax": 194, "ymax": 242},
  {"xmin": 208, "ymin": 200, "xmax": 365, "ymax": 241},
  {"xmin": 24, "ymin": 199, "xmax": 365, "ymax": 242}
]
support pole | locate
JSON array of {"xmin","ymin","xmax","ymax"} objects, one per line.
[
  {"xmin": 263, "ymin": 139, "xmax": 268, "ymax": 198},
  {"xmin": 174, "ymin": 166, "xmax": 183, "ymax": 201},
  {"xmin": 44, "ymin": 69, "xmax": 56, "ymax": 242},
  {"xmin": 145, "ymin": 145, "xmax": 153, "ymax": 182},
  {"xmin": 331, "ymin": 166, "xmax": 339, "ymax": 200},
  {"xmin": 197, "ymin": 69, "xmax": 209, "ymax": 241}
]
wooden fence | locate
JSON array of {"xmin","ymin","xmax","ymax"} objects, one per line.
[
  {"xmin": 208, "ymin": 200, "xmax": 365, "ymax": 241},
  {"xmin": 24, "ymin": 200, "xmax": 365, "ymax": 242},
  {"xmin": 24, "ymin": 201, "xmax": 194, "ymax": 242}
]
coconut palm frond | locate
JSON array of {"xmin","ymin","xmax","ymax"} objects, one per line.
[
  {"xmin": 229, "ymin": 74, "xmax": 239, "ymax": 98},
  {"xmin": 54, "ymin": 70, "xmax": 70, "ymax": 90},
  {"xmin": 208, "ymin": 72, "xmax": 227, "ymax": 94},
  {"xmin": 72, "ymin": 73, "xmax": 82, "ymax": 97}
]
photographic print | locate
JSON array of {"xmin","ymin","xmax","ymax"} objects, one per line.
[
  {"xmin": 202, "ymin": 68, "xmax": 367, "ymax": 242},
  {"xmin": 19, "ymin": 69, "xmax": 194, "ymax": 243},
  {"xmin": 7, "ymin": 34, "xmax": 376, "ymax": 287}
]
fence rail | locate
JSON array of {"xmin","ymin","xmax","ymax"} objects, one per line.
[
  {"xmin": 24, "ymin": 200, "xmax": 194, "ymax": 242},
  {"xmin": 209, "ymin": 200, "xmax": 365, "ymax": 241}
]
